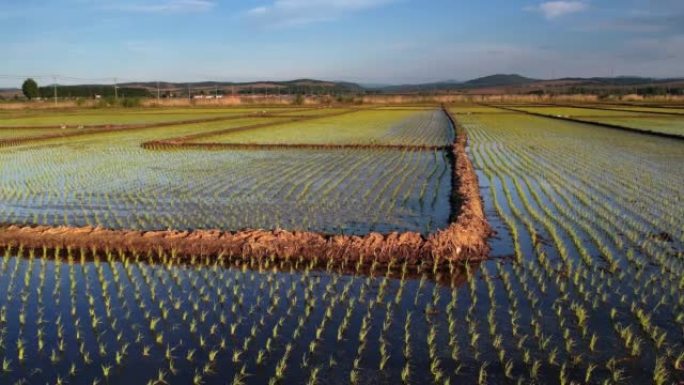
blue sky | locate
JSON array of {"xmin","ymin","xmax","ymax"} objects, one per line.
[{"xmin": 1, "ymin": 0, "xmax": 683, "ymax": 86}]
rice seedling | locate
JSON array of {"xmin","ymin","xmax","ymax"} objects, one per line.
[
  {"xmin": 0, "ymin": 104, "xmax": 681, "ymax": 385},
  {"xmin": 0, "ymin": 109, "xmax": 452, "ymax": 236},
  {"xmin": 456, "ymin": 104, "xmax": 684, "ymax": 384}
]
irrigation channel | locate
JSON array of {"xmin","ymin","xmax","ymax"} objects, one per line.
[{"xmin": 0, "ymin": 104, "xmax": 681, "ymax": 384}]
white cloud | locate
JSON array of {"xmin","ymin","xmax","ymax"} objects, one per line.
[
  {"xmin": 245, "ymin": 0, "xmax": 398, "ymax": 27},
  {"xmin": 527, "ymin": 1, "xmax": 588, "ymax": 19},
  {"xmin": 108, "ymin": 0, "xmax": 215, "ymax": 13}
]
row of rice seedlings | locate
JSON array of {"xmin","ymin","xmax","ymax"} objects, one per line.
[
  {"xmin": 194, "ymin": 108, "xmax": 452, "ymax": 147},
  {"xmin": 0, "ymin": 144, "xmax": 449, "ymax": 235},
  {"xmin": 460, "ymin": 108, "xmax": 683, "ymax": 384},
  {"xmin": 379, "ymin": 109, "xmax": 455, "ymax": 146},
  {"xmin": 1, "ymin": 244, "xmax": 484, "ymax": 385}
]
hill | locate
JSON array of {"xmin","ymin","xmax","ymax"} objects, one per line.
[
  {"xmin": 460, "ymin": 74, "xmax": 538, "ymax": 88},
  {"xmin": 120, "ymin": 79, "xmax": 364, "ymax": 96},
  {"xmin": 374, "ymin": 74, "xmax": 684, "ymax": 95}
]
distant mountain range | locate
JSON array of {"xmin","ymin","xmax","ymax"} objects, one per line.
[
  {"xmin": 369, "ymin": 74, "xmax": 684, "ymax": 94},
  {"xmin": 119, "ymin": 79, "xmax": 365, "ymax": 95},
  {"xmin": 2, "ymin": 74, "xmax": 683, "ymax": 99}
]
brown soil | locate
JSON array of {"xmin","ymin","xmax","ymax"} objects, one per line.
[{"xmin": 0, "ymin": 107, "xmax": 492, "ymax": 266}]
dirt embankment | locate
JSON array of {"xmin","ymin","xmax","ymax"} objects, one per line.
[{"xmin": 0, "ymin": 107, "xmax": 492, "ymax": 266}]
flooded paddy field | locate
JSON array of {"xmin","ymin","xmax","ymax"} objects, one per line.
[{"xmin": 0, "ymin": 104, "xmax": 682, "ymax": 384}]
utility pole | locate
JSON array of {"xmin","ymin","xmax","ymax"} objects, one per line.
[
  {"xmin": 157, "ymin": 81, "xmax": 161, "ymax": 102},
  {"xmin": 114, "ymin": 77, "xmax": 118, "ymax": 101},
  {"xmin": 187, "ymin": 84, "xmax": 191, "ymax": 101},
  {"xmin": 53, "ymin": 75, "xmax": 57, "ymax": 105}
]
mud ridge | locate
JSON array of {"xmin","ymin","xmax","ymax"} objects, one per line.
[{"xmin": 0, "ymin": 107, "xmax": 491, "ymax": 266}]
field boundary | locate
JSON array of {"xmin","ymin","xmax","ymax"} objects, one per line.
[
  {"xmin": 143, "ymin": 141, "xmax": 450, "ymax": 151},
  {"xmin": 0, "ymin": 107, "xmax": 492, "ymax": 266},
  {"xmin": 486, "ymin": 104, "xmax": 684, "ymax": 140},
  {"xmin": 141, "ymin": 107, "xmax": 449, "ymax": 151},
  {"xmin": 0, "ymin": 114, "xmax": 272, "ymax": 130},
  {"xmin": 549, "ymin": 103, "xmax": 684, "ymax": 116},
  {"xmin": 0, "ymin": 108, "xmax": 357, "ymax": 149},
  {"xmin": 140, "ymin": 108, "xmax": 361, "ymax": 149},
  {"xmin": 0, "ymin": 113, "xmax": 285, "ymax": 149}
]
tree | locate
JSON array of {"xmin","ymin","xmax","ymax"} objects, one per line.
[{"xmin": 22, "ymin": 78, "xmax": 39, "ymax": 100}]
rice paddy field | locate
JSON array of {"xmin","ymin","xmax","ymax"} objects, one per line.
[
  {"xmin": 0, "ymin": 103, "xmax": 683, "ymax": 385},
  {"xmin": 502, "ymin": 105, "xmax": 684, "ymax": 136},
  {"xmin": 0, "ymin": 108, "xmax": 453, "ymax": 235},
  {"xmin": 192, "ymin": 109, "xmax": 454, "ymax": 146},
  {"xmin": 588, "ymin": 105, "xmax": 684, "ymax": 115},
  {"xmin": 0, "ymin": 108, "xmax": 280, "ymax": 128},
  {"xmin": 0, "ymin": 128, "xmax": 74, "ymax": 140}
]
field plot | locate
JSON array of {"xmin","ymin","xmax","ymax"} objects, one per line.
[
  {"xmin": 372, "ymin": 106, "xmax": 436, "ymax": 110},
  {"xmin": 504, "ymin": 105, "xmax": 684, "ymax": 136},
  {"xmin": 450, "ymin": 105, "xmax": 515, "ymax": 114},
  {"xmin": 0, "ymin": 111, "xmax": 453, "ymax": 235},
  {"xmin": 452, "ymin": 105, "xmax": 684, "ymax": 384},
  {"xmin": 592, "ymin": 104, "xmax": 684, "ymax": 115},
  {"xmin": 190, "ymin": 108, "xmax": 454, "ymax": 147},
  {"xmin": 260, "ymin": 107, "xmax": 353, "ymax": 116},
  {"xmin": 1, "ymin": 102, "xmax": 682, "ymax": 385},
  {"xmin": 0, "ymin": 127, "xmax": 74, "ymax": 139},
  {"xmin": 0, "ymin": 249, "xmax": 478, "ymax": 385},
  {"xmin": 0, "ymin": 107, "xmax": 283, "ymax": 128}
]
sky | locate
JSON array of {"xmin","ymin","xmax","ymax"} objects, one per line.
[{"xmin": 1, "ymin": 0, "xmax": 683, "ymax": 87}]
